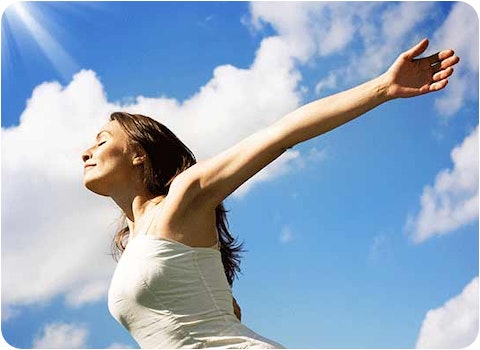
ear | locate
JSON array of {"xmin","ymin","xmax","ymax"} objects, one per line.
[
  {"xmin": 131, "ymin": 145, "xmax": 147, "ymax": 166},
  {"xmin": 133, "ymin": 154, "xmax": 146, "ymax": 166}
]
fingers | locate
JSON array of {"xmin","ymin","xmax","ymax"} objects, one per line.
[
  {"xmin": 437, "ymin": 49, "xmax": 456, "ymax": 60},
  {"xmin": 429, "ymin": 67, "xmax": 453, "ymax": 92},
  {"xmin": 433, "ymin": 66, "xmax": 454, "ymax": 82},
  {"xmin": 440, "ymin": 53, "xmax": 460, "ymax": 69},
  {"xmin": 429, "ymin": 56, "xmax": 457, "ymax": 93},
  {"xmin": 429, "ymin": 79, "xmax": 448, "ymax": 92},
  {"xmin": 427, "ymin": 50, "xmax": 458, "ymax": 68},
  {"xmin": 430, "ymin": 55, "xmax": 459, "ymax": 76},
  {"xmin": 403, "ymin": 38, "xmax": 429, "ymax": 60},
  {"xmin": 425, "ymin": 50, "xmax": 452, "ymax": 66}
]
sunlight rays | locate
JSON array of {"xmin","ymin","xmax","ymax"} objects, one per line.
[{"xmin": 4, "ymin": 2, "xmax": 79, "ymax": 81}]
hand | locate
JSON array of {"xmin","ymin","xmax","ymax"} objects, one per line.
[{"xmin": 383, "ymin": 38, "xmax": 460, "ymax": 99}]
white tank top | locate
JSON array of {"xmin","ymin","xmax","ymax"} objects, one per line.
[{"xmin": 107, "ymin": 208, "xmax": 284, "ymax": 348}]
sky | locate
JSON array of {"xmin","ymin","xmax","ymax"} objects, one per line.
[{"xmin": 0, "ymin": 1, "xmax": 479, "ymax": 349}]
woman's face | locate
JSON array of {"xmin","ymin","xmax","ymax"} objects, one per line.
[{"xmin": 82, "ymin": 120, "xmax": 142, "ymax": 196}]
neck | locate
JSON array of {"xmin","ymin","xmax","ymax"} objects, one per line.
[{"xmin": 110, "ymin": 185, "xmax": 161, "ymax": 234}]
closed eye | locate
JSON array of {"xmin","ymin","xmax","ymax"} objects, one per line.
[{"xmin": 97, "ymin": 141, "xmax": 106, "ymax": 147}]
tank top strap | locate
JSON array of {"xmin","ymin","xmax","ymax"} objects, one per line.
[
  {"xmin": 141, "ymin": 202, "xmax": 163, "ymax": 236},
  {"xmin": 210, "ymin": 232, "xmax": 220, "ymax": 250}
]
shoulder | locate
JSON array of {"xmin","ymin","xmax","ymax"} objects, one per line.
[
  {"xmin": 168, "ymin": 164, "xmax": 203, "ymax": 200},
  {"xmin": 153, "ymin": 167, "xmax": 218, "ymax": 245},
  {"xmin": 162, "ymin": 163, "xmax": 212, "ymax": 216}
]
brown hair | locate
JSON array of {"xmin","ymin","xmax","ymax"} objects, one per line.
[{"xmin": 110, "ymin": 112, "xmax": 243, "ymax": 285}]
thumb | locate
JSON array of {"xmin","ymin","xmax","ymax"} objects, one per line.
[{"xmin": 403, "ymin": 38, "xmax": 429, "ymax": 60}]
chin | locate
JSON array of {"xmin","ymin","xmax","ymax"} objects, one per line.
[{"xmin": 83, "ymin": 177, "xmax": 111, "ymax": 197}]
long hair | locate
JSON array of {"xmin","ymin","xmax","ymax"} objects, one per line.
[{"xmin": 110, "ymin": 112, "xmax": 243, "ymax": 286}]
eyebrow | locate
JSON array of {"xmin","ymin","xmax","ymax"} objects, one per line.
[{"xmin": 96, "ymin": 130, "xmax": 111, "ymax": 140}]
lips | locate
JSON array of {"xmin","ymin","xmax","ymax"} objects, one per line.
[{"xmin": 83, "ymin": 163, "xmax": 96, "ymax": 170}]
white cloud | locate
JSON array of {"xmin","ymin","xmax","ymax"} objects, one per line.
[
  {"xmin": 315, "ymin": 72, "xmax": 338, "ymax": 96},
  {"xmin": 249, "ymin": 2, "xmax": 371, "ymax": 61},
  {"xmin": 434, "ymin": 75, "xmax": 469, "ymax": 118},
  {"xmin": 248, "ymin": 1, "xmax": 319, "ymax": 61},
  {"xmin": 432, "ymin": 2, "xmax": 479, "ymax": 117},
  {"xmin": 416, "ymin": 276, "xmax": 479, "ymax": 348},
  {"xmin": 65, "ymin": 279, "xmax": 112, "ymax": 307},
  {"xmin": 32, "ymin": 322, "xmax": 88, "ymax": 348},
  {"xmin": 432, "ymin": 2, "xmax": 479, "ymax": 74},
  {"xmin": 250, "ymin": 2, "xmax": 441, "ymax": 89},
  {"xmin": 123, "ymin": 35, "xmax": 301, "ymax": 160},
  {"xmin": 305, "ymin": 146, "xmax": 328, "ymax": 164},
  {"xmin": 29, "ymin": 321, "xmax": 132, "ymax": 349},
  {"xmin": 279, "ymin": 225, "xmax": 295, "ymax": 244},
  {"xmin": 251, "ymin": 1, "xmax": 477, "ymax": 121},
  {"xmin": 406, "ymin": 126, "xmax": 479, "ymax": 243},
  {"xmin": 232, "ymin": 149, "xmax": 300, "ymax": 199},
  {"xmin": 2, "ymin": 70, "xmax": 121, "ymax": 308},
  {"xmin": 1, "ymin": 305, "xmax": 21, "ymax": 321}
]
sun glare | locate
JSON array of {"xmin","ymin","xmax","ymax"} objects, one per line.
[{"xmin": 4, "ymin": 2, "xmax": 79, "ymax": 81}]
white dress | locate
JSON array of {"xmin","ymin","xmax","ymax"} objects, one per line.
[{"xmin": 108, "ymin": 232, "xmax": 285, "ymax": 349}]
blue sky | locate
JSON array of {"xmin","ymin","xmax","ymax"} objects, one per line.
[{"xmin": 1, "ymin": 1, "xmax": 478, "ymax": 349}]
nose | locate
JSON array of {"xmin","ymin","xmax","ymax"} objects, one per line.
[{"xmin": 82, "ymin": 148, "xmax": 92, "ymax": 163}]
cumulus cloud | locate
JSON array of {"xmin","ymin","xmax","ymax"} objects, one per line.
[
  {"xmin": 406, "ymin": 126, "xmax": 478, "ymax": 243},
  {"xmin": 315, "ymin": 72, "xmax": 338, "ymax": 96},
  {"xmin": 248, "ymin": 1, "xmax": 319, "ymax": 61},
  {"xmin": 233, "ymin": 149, "xmax": 300, "ymax": 198},
  {"xmin": 1, "ymin": 305, "xmax": 21, "ymax": 321},
  {"xmin": 120, "ymin": 35, "xmax": 301, "ymax": 160},
  {"xmin": 249, "ymin": 2, "xmax": 371, "ymax": 62},
  {"xmin": 249, "ymin": 2, "xmax": 439, "ymax": 85},
  {"xmin": 432, "ymin": 2, "xmax": 479, "ymax": 117},
  {"xmin": 416, "ymin": 276, "xmax": 479, "ymax": 348},
  {"xmin": 2, "ymin": 71, "xmax": 120, "ymax": 309},
  {"xmin": 432, "ymin": 2, "xmax": 478, "ymax": 74},
  {"xmin": 32, "ymin": 322, "xmax": 88, "ymax": 348},
  {"xmin": 30, "ymin": 321, "xmax": 132, "ymax": 349},
  {"xmin": 250, "ymin": 1, "xmax": 477, "ymax": 120},
  {"xmin": 232, "ymin": 142, "xmax": 327, "ymax": 199}
]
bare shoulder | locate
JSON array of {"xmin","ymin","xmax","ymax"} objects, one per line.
[{"xmin": 148, "ymin": 169, "xmax": 219, "ymax": 247}]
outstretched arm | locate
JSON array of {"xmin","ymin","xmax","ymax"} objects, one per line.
[
  {"xmin": 173, "ymin": 39, "xmax": 459, "ymax": 208},
  {"xmin": 273, "ymin": 38, "xmax": 458, "ymax": 147}
]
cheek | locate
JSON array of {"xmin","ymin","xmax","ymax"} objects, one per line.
[
  {"xmin": 84, "ymin": 147, "xmax": 132, "ymax": 184},
  {"xmin": 83, "ymin": 161, "xmax": 133, "ymax": 196},
  {"xmin": 100, "ymin": 146, "xmax": 132, "ymax": 171}
]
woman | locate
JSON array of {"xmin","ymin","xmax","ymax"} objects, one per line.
[{"xmin": 82, "ymin": 39, "xmax": 459, "ymax": 348}]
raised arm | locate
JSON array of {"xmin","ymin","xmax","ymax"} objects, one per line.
[
  {"xmin": 173, "ymin": 39, "xmax": 459, "ymax": 208},
  {"xmin": 272, "ymin": 38, "xmax": 458, "ymax": 147}
]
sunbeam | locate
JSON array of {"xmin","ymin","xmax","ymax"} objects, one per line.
[{"xmin": 5, "ymin": 2, "xmax": 79, "ymax": 81}]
